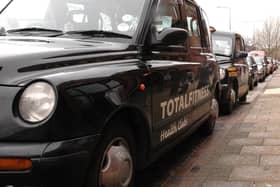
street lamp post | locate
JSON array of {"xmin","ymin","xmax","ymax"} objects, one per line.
[{"xmin": 217, "ymin": 6, "xmax": 231, "ymax": 31}]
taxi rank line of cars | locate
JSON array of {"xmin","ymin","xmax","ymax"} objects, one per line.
[
  {"xmin": 212, "ymin": 31, "xmax": 249, "ymax": 114},
  {"xmin": 0, "ymin": 0, "xmax": 220, "ymax": 186},
  {"xmin": 0, "ymin": 0, "xmax": 277, "ymax": 187},
  {"xmin": 247, "ymin": 55, "xmax": 259, "ymax": 90}
]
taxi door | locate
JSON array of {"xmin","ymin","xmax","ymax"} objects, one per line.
[
  {"xmin": 148, "ymin": 0, "xmax": 195, "ymax": 147},
  {"xmin": 234, "ymin": 36, "xmax": 249, "ymax": 97},
  {"xmin": 147, "ymin": 0, "xmax": 205, "ymax": 146},
  {"xmin": 181, "ymin": 1, "xmax": 213, "ymax": 124}
]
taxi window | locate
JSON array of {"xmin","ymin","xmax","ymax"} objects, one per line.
[
  {"xmin": 183, "ymin": 1, "xmax": 202, "ymax": 47},
  {"xmin": 212, "ymin": 34, "xmax": 232, "ymax": 56},
  {"xmin": 201, "ymin": 9, "xmax": 211, "ymax": 49},
  {"xmin": 153, "ymin": 0, "xmax": 184, "ymax": 33},
  {"xmin": 0, "ymin": 0, "xmax": 11, "ymax": 11},
  {"xmin": 0, "ymin": 0, "xmax": 146, "ymax": 37}
]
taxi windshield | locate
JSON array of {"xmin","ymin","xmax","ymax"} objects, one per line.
[
  {"xmin": 254, "ymin": 57, "xmax": 264, "ymax": 65},
  {"xmin": 212, "ymin": 35, "xmax": 232, "ymax": 57},
  {"xmin": 0, "ymin": 0, "xmax": 146, "ymax": 38}
]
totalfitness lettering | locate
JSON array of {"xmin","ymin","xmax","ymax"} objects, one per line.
[{"xmin": 160, "ymin": 85, "xmax": 210, "ymax": 120}]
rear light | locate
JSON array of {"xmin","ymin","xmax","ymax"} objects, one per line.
[
  {"xmin": 227, "ymin": 67, "xmax": 237, "ymax": 72},
  {"xmin": 0, "ymin": 158, "xmax": 32, "ymax": 171},
  {"xmin": 227, "ymin": 67, "xmax": 238, "ymax": 77}
]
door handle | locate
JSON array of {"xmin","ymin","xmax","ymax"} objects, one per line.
[{"xmin": 200, "ymin": 53, "xmax": 215, "ymax": 58}]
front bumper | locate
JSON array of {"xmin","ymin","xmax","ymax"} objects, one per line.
[{"xmin": 0, "ymin": 135, "xmax": 99, "ymax": 187}]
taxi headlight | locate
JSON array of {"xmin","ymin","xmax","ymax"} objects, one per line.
[
  {"xmin": 18, "ymin": 82, "xmax": 56, "ymax": 123},
  {"xmin": 219, "ymin": 68, "xmax": 226, "ymax": 80}
]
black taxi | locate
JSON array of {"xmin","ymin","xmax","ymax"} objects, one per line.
[
  {"xmin": 212, "ymin": 31, "xmax": 249, "ymax": 114},
  {"xmin": 0, "ymin": 0, "xmax": 219, "ymax": 186}
]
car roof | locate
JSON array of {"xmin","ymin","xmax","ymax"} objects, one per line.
[{"xmin": 213, "ymin": 30, "xmax": 242, "ymax": 39}]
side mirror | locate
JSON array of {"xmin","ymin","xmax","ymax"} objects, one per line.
[
  {"xmin": 156, "ymin": 28, "xmax": 188, "ymax": 45},
  {"xmin": 235, "ymin": 51, "xmax": 248, "ymax": 58},
  {"xmin": 210, "ymin": 26, "xmax": 216, "ymax": 33}
]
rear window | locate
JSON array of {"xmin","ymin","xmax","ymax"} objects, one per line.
[{"xmin": 212, "ymin": 34, "xmax": 232, "ymax": 56}]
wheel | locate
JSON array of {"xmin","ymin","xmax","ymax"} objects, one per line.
[
  {"xmin": 86, "ymin": 124, "xmax": 135, "ymax": 187},
  {"xmin": 201, "ymin": 98, "xmax": 219, "ymax": 136},
  {"xmin": 221, "ymin": 88, "xmax": 236, "ymax": 115},
  {"xmin": 254, "ymin": 80, "xmax": 258, "ymax": 87},
  {"xmin": 249, "ymin": 79, "xmax": 254, "ymax": 90},
  {"xmin": 239, "ymin": 93, "xmax": 247, "ymax": 102}
]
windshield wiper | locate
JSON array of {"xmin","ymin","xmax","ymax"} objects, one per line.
[
  {"xmin": 7, "ymin": 27, "xmax": 63, "ymax": 36},
  {"xmin": 65, "ymin": 30, "xmax": 132, "ymax": 39},
  {"xmin": 214, "ymin": 53, "xmax": 231, "ymax": 58}
]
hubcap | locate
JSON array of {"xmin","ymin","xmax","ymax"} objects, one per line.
[
  {"xmin": 100, "ymin": 138, "xmax": 133, "ymax": 187},
  {"xmin": 211, "ymin": 98, "xmax": 219, "ymax": 120},
  {"xmin": 209, "ymin": 98, "xmax": 219, "ymax": 129},
  {"xmin": 230, "ymin": 89, "xmax": 236, "ymax": 105}
]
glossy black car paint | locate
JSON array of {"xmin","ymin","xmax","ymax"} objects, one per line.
[
  {"xmin": 0, "ymin": 0, "xmax": 219, "ymax": 186},
  {"xmin": 213, "ymin": 31, "xmax": 249, "ymax": 110},
  {"xmin": 246, "ymin": 55, "xmax": 258, "ymax": 89}
]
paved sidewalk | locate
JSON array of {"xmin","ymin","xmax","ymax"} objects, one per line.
[{"xmin": 163, "ymin": 70, "xmax": 280, "ymax": 187}]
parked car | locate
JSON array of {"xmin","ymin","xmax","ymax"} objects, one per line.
[
  {"xmin": 0, "ymin": 0, "xmax": 220, "ymax": 186},
  {"xmin": 267, "ymin": 57, "xmax": 274, "ymax": 74},
  {"xmin": 273, "ymin": 59, "xmax": 278, "ymax": 71},
  {"xmin": 253, "ymin": 55, "xmax": 266, "ymax": 82},
  {"xmin": 246, "ymin": 55, "xmax": 258, "ymax": 90},
  {"xmin": 212, "ymin": 31, "xmax": 249, "ymax": 114},
  {"xmin": 250, "ymin": 51, "xmax": 268, "ymax": 77}
]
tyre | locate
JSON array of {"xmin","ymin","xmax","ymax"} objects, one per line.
[
  {"xmin": 221, "ymin": 88, "xmax": 236, "ymax": 115},
  {"xmin": 201, "ymin": 98, "xmax": 219, "ymax": 136},
  {"xmin": 249, "ymin": 80, "xmax": 254, "ymax": 90},
  {"xmin": 86, "ymin": 124, "xmax": 135, "ymax": 187},
  {"xmin": 239, "ymin": 93, "xmax": 247, "ymax": 102},
  {"xmin": 254, "ymin": 80, "xmax": 258, "ymax": 87}
]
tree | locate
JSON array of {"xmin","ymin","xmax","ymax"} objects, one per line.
[{"xmin": 253, "ymin": 17, "xmax": 280, "ymax": 59}]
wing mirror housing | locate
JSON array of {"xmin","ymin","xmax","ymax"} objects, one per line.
[
  {"xmin": 235, "ymin": 51, "xmax": 248, "ymax": 58},
  {"xmin": 210, "ymin": 26, "xmax": 216, "ymax": 33},
  {"xmin": 155, "ymin": 28, "xmax": 188, "ymax": 46}
]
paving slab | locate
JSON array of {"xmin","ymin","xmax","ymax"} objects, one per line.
[
  {"xmin": 163, "ymin": 177, "xmax": 203, "ymax": 187},
  {"xmin": 255, "ymin": 182, "xmax": 280, "ymax": 187},
  {"xmin": 228, "ymin": 138, "xmax": 263, "ymax": 146},
  {"xmin": 264, "ymin": 139, "xmax": 280, "ymax": 146},
  {"xmin": 217, "ymin": 154, "xmax": 259, "ymax": 166},
  {"xmin": 202, "ymin": 181, "xmax": 253, "ymax": 187},
  {"xmin": 267, "ymin": 127, "xmax": 280, "ymax": 132},
  {"xmin": 241, "ymin": 146, "xmax": 280, "ymax": 155},
  {"xmin": 223, "ymin": 145, "xmax": 243, "ymax": 154},
  {"xmin": 238, "ymin": 127, "xmax": 266, "ymax": 132},
  {"xmin": 230, "ymin": 166, "xmax": 280, "ymax": 181},
  {"xmin": 261, "ymin": 155, "xmax": 280, "ymax": 166},
  {"xmin": 249, "ymin": 132, "xmax": 280, "ymax": 138}
]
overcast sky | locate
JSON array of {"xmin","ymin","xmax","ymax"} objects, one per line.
[
  {"xmin": 0, "ymin": 0, "xmax": 279, "ymax": 38},
  {"xmin": 0, "ymin": 0, "xmax": 8, "ymax": 9},
  {"xmin": 196, "ymin": 0, "xmax": 280, "ymax": 37}
]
